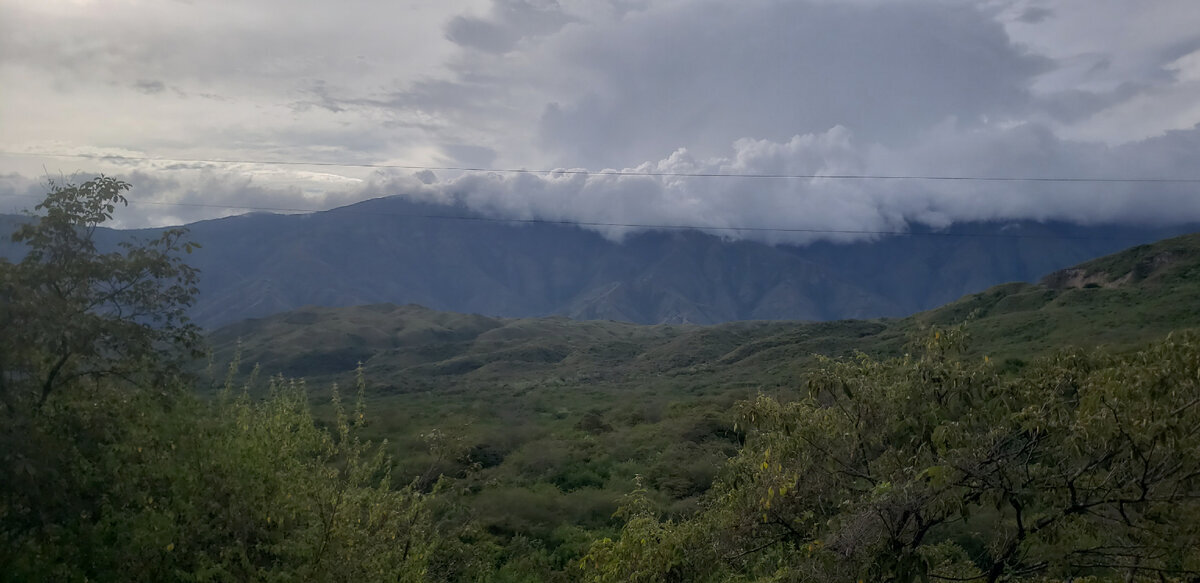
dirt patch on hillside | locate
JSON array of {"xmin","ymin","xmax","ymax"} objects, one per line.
[
  {"xmin": 1041, "ymin": 250, "xmax": 1186, "ymax": 289},
  {"xmin": 1041, "ymin": 268, "xmax": 1129, "ymax": 290},
  {"xmin": 1130, "ymin": 250, "xmax": 1186, "ymax": 280}
]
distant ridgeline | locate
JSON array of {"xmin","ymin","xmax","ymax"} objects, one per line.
[
  {"xmin": 207, "ymin": 230, "xmax": 1200, "ymax": 392},
  {"xmin": 2, "ymin": 196, "xmax": 1197, "ymax": 328}
]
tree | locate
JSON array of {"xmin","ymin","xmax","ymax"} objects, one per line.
[
  {"xmin": 0, "ymin": 176, "xmax": 201, "ymax": 411},
  {"xmin": 584, "ymin": 329, "xmax": 1200, "ymax": 582},
  {"xmin": 3, "ymin": 365, "xmax": 438, "ymax": 581},
  {"xmin": 0, "ymin": 179, "xmax": 438, "ymax": 579}
]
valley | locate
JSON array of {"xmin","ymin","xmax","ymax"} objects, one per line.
[{"xmin": 203, "ymin": 230, "xmax": 1200, "ymax": 572}]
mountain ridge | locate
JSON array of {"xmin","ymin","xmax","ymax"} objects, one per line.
[
  {"xmin": 3, "ymin": 195, "xmax": 1196, "ymax": 328},
  {"xmin": 209, "ymin": 230, "xmax": 1200, "ymax": 391},
  {"xmin": 198, "ymin": 229, "xmax": 1200, "ymax": 553}
]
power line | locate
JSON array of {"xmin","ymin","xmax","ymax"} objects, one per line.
[
  {"xmin": 3, "ymin": 150, "xmax": 1200, "ymax": 184},
  {"xmin": 0, "ymin": 190, "xmax": 1173, "ymax": 241}
]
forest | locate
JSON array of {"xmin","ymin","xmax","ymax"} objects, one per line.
[{"xmin": 3, "ymin": 177, "xmax": 1199, "ymax": 582}]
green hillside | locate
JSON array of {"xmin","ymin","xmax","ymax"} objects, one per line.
[
  {"xmin": 916, "ymin": 231, "xmax": 1200, "ymax": 359},
  {"xmin": 9, "ymin": 205, "xmax": 1192, "ymax": 329},
  {"xmin": 8, "ymin": 180, "xmax": 1200, "ymax": 581},
  {"xmin": 204, "ymin": 231, "xmax": 1200, "ymax": 571},
  {"xmin": 212, "ymin": 231, "xmax": 1200, "ymax": 396}
]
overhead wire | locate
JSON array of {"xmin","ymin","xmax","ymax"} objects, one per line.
[
  {"xmin": 0, "ymin": 190, "xmax": 1179, "ymax": 241},
  {"xmin": 0, "ymin": 150, "xmax": 1195, "ymax": 241},
  {"xmin": 3, "ymin": 150, "xmax": 1200, "ymax": 183}
]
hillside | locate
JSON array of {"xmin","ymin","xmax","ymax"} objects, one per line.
[
  {"xmin": 213, "ymin": 231, "xmax": 1200, "ymax": 387},
  {"xmin": 7, "ymin": 197, "xmax": 1194, "ymax": 328},
  {"xmin": 916, "ymin": 231, "xmax": 1200, "ymax": 360},
  {"xmin": 206, "ymin": 231, "xmax": 1200, "ymax": 544},
  {"xmin": 169, "ymin": 199, "xmax": 1200, "ymax": 327}
]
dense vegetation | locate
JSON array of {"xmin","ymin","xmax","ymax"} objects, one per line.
[
  {"xmin": 0, "ymin": 179, "xmax": 441, "ymax": 581},
  {"xmin": 3, "ymin": 178, "xmax": 1199, "ymax": 581},
  {"xmin": 205, "ymin": 225, "xmax": 1200, "ymax": 578},
  {"xmin": 585, "ymin": 329, "xmax": 1200, "ymax": 581}
]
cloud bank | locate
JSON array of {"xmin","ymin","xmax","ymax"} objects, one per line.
[{"xmin": 1, "ymin": 0, "xmax": 1198, "ymax": 244}]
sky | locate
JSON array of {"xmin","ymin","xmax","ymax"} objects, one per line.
[{"xmin": 1, "ymin": 0, "xmax": 1199, "ymax": 243}]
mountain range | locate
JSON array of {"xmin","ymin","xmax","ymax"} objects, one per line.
[
  {"xmin": 3, "ymin": 196, "xmax": 1196, "ymax": 328},
  {"xmin": 208, "ymin": 230, "xmax": 1200, "ymax": 393},
  {"xmin": 197, "ymin": 229, "xmax": 1200, "ymax": 541}
]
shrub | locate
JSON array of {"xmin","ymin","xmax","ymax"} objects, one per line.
[{"xmin": 584, "ymin": 329, "xmax": 1200, "ymax": 582}]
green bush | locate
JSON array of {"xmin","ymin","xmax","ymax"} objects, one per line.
[
  {"xmin": 584, "ymin": 329, "xmax": 1200, "ymax": 582},
  {"xmin": 2, "ymin": 373, "xmax": 436, "ymax": 582},
  {"xmin": 1, "ymin": 179, "xmax": 437, "ymax": 581}
]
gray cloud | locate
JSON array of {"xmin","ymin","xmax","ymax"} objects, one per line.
[
  {"xmin": 0, "ymin": 174, "xmax": 54, "ymax": 216},
  {"xmin": 386, "ymin": 122, "xmax": 1200, "ymax": 245},
  {"xmin": 535, "ymin": 1, "xmax": 1049, "ymax": 168},
  {"xmin": 6, "ymin": 118, "xmax": 1200, "ymax": 246},
  {"xmin": 1031, "ymin": 82, "xmax": 1146, "ymax": 123},
  {"xmin": 109, "ymin": 170, "xmax": 380, "ymax": 229},
  {"xmin": 131, "ymin": 79, "xmax": 167, "ymax": 95},
  {"xmin": 441, "ymin": 144, "xmax": 499, "ymax": 168},
  {"xmin": 291, "ymin": 80, "xmax": 347, "ymax": 113},
  {"xmin": 1, "ymin": 169, "xmax": 371, "ymax": 228},
  {"xmin": 1017, "ymin": 6, "xmax": 1053, "ymax": 24},
  {"xmin": 445, "ymin": 0, "xmax": 574, "ymax": 54},
  {"xmin": 2, "ymin": 0, "xmax": 1199, "ymax": 245}
]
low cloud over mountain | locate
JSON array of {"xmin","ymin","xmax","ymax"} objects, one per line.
[{"xmin": 2, "ymin": 0, "xmax": 1198, "ymax": 244}]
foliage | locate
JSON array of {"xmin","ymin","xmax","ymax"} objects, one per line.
[
  {"xmin": 584, "ymin": 329, "xmax": 1200, "ymax": 582},
  {"xmin": 581, "ymin": 478, "xmax": 731, "ymax": 583},
  {"xmin": 2, "ymin": 368, "xmax": 435, "ymax": 581},
  {"xmin": 1, "ymin": 178, "xmax": 436, "ymax": 581},
  {"xmin": 6, "ymin": 176, "xmax": 1200, "ymax": 581},
  {"xmin": 0, "ymin": 176, "xmax": 201, "ymax": 411},
  {"xmin": 206, "ymin": 230, "xmax": 1200, "ymax": 558}
]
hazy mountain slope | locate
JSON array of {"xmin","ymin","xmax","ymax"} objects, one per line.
[
  {"xmin": 177, "ymin": 197, "xmax": 1200, "ymax": 327},
  {"xmin": 175, "ymin": 199, "xmax": 894, "ymax": 327},
  {"xmin": 210, "ymin": 231, "xmax": 1200, "ymax": 395},
  {"xmin": 4, "ymin": 196, "xmax": 1196, "ymax": 327}
]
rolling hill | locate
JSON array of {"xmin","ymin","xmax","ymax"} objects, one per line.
[
  {"xmin": 204, "ymin": 231, "xmax": 1200, "ymax": 543},
  {"xmin": 210, "ymin": 230, "xmax": 1200, "ymax": 393}
]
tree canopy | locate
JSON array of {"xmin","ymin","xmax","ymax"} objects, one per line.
[
  {"xmin": 0, "ymin": 175, "xmax": 202, "ymax": 411},
  {"xmin": 3, "ymin": 176, "xmax": 1199, "ymax": 582},
  {"xmin": 584, "ymin": 329, "xmax": 1200, "ymax": 582},
  {"xmin": 0, "ymin": 178, "xmax": 437, "ymax": 581}
]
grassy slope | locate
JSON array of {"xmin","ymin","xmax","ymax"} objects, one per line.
[
  {"xmin": 917, "ymin": 232, "xmax": 1200, "ymax": 360},
  {"xmin": 205, "ymin": 231, "xmax": 1200, "ymax": 544}
]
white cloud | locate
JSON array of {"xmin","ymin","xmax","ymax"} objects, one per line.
[
  {"xmin": 398, "ymin": 122, "xmax": 1200, "ymax": 244},
  {"xmin": 2, "ymin": 0, "xmax": 1199, "ymax": 243}
]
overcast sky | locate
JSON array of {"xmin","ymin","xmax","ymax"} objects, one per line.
[{"xmin": 2, "ymin": 0, "xmax": 1199, "ymax": 242}]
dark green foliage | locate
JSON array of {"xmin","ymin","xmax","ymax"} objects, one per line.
[
  {"xmin": 0, "ymin": 179, "xmax": 436, "ymax": 582},
  {"xmin": 2, "ymin": 376, "xmax": 436, "ymax": 582},
  {"xmin": 9, "ymin": 177, "xmax": 1200, "ymax": 581},
  {"xmin": 0, "ymin": 176, "xmax": 201, "ymax": 411},
  {"xmin": 583, "ymin": 330, "xmax": 1200, "ymax": 582},
  {"xmin": 576, "ymin": 411, "xmax": 614, "ymax": 435},
  {"xmin": 195, "ymin": 229, "xmax": 1200, "ymax": 580}
]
